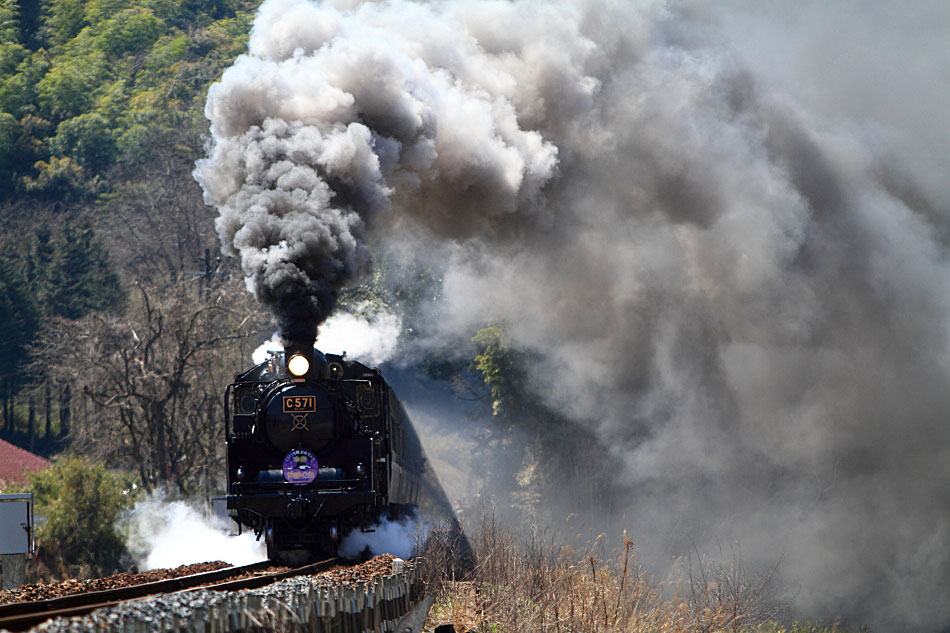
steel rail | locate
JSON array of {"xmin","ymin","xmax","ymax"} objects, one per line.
[
  {"xmin": 0, "ymin": 558, "xmax": 338, "ymax": 632},
  {"xmin": 0, "ymin": 561, "xmax": 272, "ymax": 618}
]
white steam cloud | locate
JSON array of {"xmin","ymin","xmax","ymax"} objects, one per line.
[
  {"xmin": 251, "ymin": 304, "xmax": 401, "ymax": 365},
  {"xmin": 314, "ymin": 304, "xmax": 402, "ymax": 365},
  {"xmin": 124, "ymin": 492, "xmax": 265, "ymax": 570},
  {"xmin": 251, "ymin": 331, "xmax": 282, "ymax": 365},
  {"xmin": 337, "ymin": 516, "xmax": 428, "ymax": 560},
  {"xmin": 197, "ymin": 0, "xmax": 950, "ymax": 629}
]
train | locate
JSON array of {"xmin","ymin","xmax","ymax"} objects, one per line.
[{"xmin": 223, "ymin": 343, "xmax": 451, "ymax": 563}]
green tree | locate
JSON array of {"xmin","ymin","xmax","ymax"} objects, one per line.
[
  {"xmin": 17, "ymin": 113, "xmax": 53, "ymax": 160},
  {"xmin": 21, "ymin": 155, "xmax": 86, "ymax": 198},
  {"xmin": 0, "ymin": 0, "xmax": 261, "ymax": 205},
  {"xmin": 27, "ymin": 455, "xmax": 134, "ymax": 576},
  {"xmin": 467, "ymin": 324, "xmax": 618, "ymax": 520},
  {"xmin": 468, "ymin": 325, "xmax": 542, "ymax": 512},
  {"xmin": 0, "ymin": 0, "xmax": 20, "ymax": 43},
  {"xmin": 36, "ymin": 53, "xmax": 107, "ymax": 121},
  {"xmin": 472, "ymin": 325, "xmax": 532, "ymax": 419},
  {"xmin": 43, "ymin": 0, "xmax": 86, "ymax": 47},
  {"xmin": 95, "ymin": 7, "xmax": 164, "ymax": 55},
  {"xmin": 12, "ymin": 0, "xmax": 43, "ymax": 49},
  {"xmin": 0, "ymin": 251, "xmax": 40, "ymax": 372},
  {"xmin": 0, "ymin": 41, "xmax": 28, "ymax": 78},
  {"xmin": 0, "ymin": 111, "xmax": 18, "ymax": 194},
  {"xmin": 51, "ymin": 112, "xmax": 115, "ymax": 171},
  {"xmin": 0, "ymin": 47, "xmax": 46, "ymax": 118},
  {"xmin": 83, "ymin": 0, "xmax": 127, "ymax": 25},
  {"xmin": 47, "ymin": 224, "xmax": 123, "ymax": 319}
]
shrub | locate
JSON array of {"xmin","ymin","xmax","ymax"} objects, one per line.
[{"xmin": 27, "ymin": 455, "xmax": 136, "ymax": 577}]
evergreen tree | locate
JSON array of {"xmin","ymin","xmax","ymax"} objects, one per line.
[
  {"xmin": 0, "ymin": 0, "xmax": 259, "ymax": 202},
  {"xmin": 0, "ymin": 249, "xmax": 40, "ymax": 372},
  {"xmin": 0, "ymin": 112, "xmax": 17, "ymax": 195},
  {"xmin": 14, "ymin": 0, "xmax": 43, "ymax": 50},
  {"xmin": 0, "ymin": 0, "xmax": 20, "ymax": 44},
  {"xmin": 47, "ymin": 224, "xmax": 123, "ymax": 319},
  {"xmin": 26, "ymin": 223, "xmax": 54, "ymax": 303}
]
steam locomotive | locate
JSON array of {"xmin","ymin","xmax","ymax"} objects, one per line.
[{"xmin": 224, "ymin": 344, "xmax": 441, "ymax": 563}]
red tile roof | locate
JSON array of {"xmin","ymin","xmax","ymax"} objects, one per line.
[{"xmin": 0, "ymin": 438, "xmax": 50, "ymax": 485}]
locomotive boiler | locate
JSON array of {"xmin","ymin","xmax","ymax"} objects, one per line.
[{"xmin": 224, "ymin": 344, "xmax": 437, "ymax": 563}]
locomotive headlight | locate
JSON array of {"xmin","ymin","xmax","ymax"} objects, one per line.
[{"xmin": 287, "ymin": 354, "xmax": 310, "ymax": 377}]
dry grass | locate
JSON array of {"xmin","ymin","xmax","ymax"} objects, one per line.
[{"xmin": 423, "ymin": 513, "xmax": 778, "ymax": 633}]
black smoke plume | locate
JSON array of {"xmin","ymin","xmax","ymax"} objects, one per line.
[{"xmin": 194, "ymin": 0, "xmax": 556, "ymax": 343}]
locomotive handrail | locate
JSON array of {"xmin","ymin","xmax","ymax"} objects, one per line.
[{"xmin": 224, "ymin": 383, "xmax": 233, "ymax": 437}]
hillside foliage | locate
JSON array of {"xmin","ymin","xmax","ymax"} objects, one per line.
[
  {"xmin": 0, "ymin": 0, "xmax": 266, "ymax": 485},
  {"xmin": 0, "ymin": 0, "xmax": 255, "ymax": 197}
]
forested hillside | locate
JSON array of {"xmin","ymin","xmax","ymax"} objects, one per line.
[
  {"xmin": 0, "ymin": 0, "xmax": 254, "ymax": 200},
  {"xmin": 0, "ymin": 0, "xmax": 268, "ymax": 488}
]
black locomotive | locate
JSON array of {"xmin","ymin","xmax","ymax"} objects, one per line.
[{"xmin": 224, "ymin": 343, "xmax": 442, "ymax": 562}]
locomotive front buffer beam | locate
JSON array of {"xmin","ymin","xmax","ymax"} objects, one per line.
[{"xmin": 225, "ymin": 490, "xmax": 377, "ymax": 518}]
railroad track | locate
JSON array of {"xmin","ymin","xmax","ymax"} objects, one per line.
[{"xmin": 0, "ymin": 558, "xmax": 338, "ymax": 632}]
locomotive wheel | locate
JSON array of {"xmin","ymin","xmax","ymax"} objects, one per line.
[
  {"xmin": 264, "ymin": 519, "xmax": 339, "ymax": 563},
  {"xmin": 274, "ymin": 548, "xmax": 318, "ymax": 566},
  {"xmin": 265, "ymin": 525, "xmax": 278, "ymax": 561},
  {"xmin": 265, "ymin": 531, "xmax": 321, "ymax": 564}
]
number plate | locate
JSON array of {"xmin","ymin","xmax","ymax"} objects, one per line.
[{"xmin": 282, "ymin": 394, "xmax": 316, "ymax": 413}]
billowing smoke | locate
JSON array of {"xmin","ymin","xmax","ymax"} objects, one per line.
[
  {"xmin": 194, "ymin": 0, "xmax": 556, "ymax": 345},
  {"xmin": 124, "ymin": 491, "xmax": 265, "ymax": 570},
  {"xmin": 197, "ymin": 0, "xmax": 950, "ymax": 629}
]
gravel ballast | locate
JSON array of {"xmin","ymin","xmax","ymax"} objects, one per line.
[
  {"xmin": 14, "ymin": 556, "xmax": 422, "ymax": 633},
  {"xmin": 0, "ymin": 562, "xmax": 232, "ymax": 604}
]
